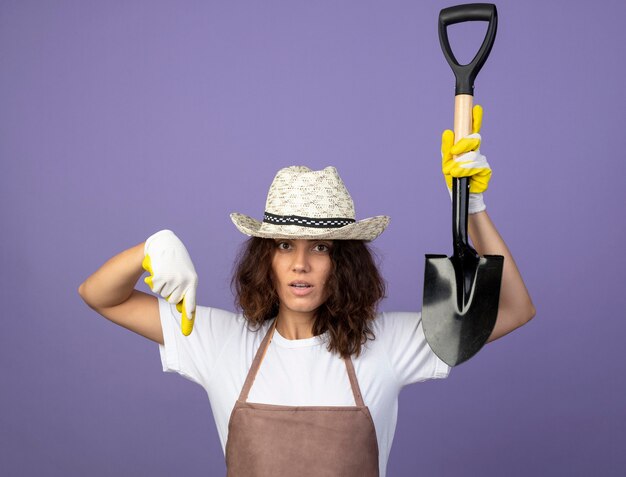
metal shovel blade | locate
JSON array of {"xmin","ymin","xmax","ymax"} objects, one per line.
[{"xmin": 422, "ymin": 252, "xmax": 503, "ymax": 366}]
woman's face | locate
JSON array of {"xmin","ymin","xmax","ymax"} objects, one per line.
[{"xmin": 271, "ymin": 239, "xmax": 333, "ymax": 321}]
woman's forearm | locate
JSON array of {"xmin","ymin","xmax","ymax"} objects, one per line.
[
  {"xmin": 78, "ymin": 242, "xmax": 146, "ymax": 309},
  {"xmin": 468, "ymin": 211, "xmax": 535, "ymax": 341}
]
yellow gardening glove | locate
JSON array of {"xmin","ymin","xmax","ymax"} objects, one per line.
[
  {"xmin": 143, "ymin": 230, "xmax": 197, "ymax": 336},
  {"xmin": 441, "ymin": 105, "xmax": 491, "ymax": 213}
]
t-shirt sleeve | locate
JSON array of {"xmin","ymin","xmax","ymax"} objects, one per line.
[
  {"xmin": 376, "ymin": 311, "xmax": 450, "ymax": 387},
  {"xmin": 157, "ymin": 297, "xmax": 241, "ymax": 388}
]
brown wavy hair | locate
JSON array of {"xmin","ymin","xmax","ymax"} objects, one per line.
[{"xmin": 231, "ymin": 238, "xmax": 386, "ymax": 358}]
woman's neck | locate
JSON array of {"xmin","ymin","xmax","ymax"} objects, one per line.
[{"xmin": 275, "ymin": 310, "xmax": 316, "ymax": 340}]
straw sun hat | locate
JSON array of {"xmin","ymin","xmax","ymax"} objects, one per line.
[{"xmin": 230, "ymin": 166, "xmax": 390, "ymax": 241}]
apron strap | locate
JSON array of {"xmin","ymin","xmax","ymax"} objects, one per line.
[
  {"xmin": 238, "ymin": 318, "xmax": 278, "ymax": 403},
  {"xmin": 238, "ymin": 318, "xmax": 366, "ymax": 408},
  {"xmin": 343, "ymin": 356, "xmax": 366, "ymax": 407}
]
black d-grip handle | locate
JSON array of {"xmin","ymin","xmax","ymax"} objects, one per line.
[{"xmin": 439, "ymin": 3, "xmax": 498, "ymax": 96}]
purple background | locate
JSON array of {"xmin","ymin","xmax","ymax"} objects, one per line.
[{"xmin": 1, "ymin": 0, "xmax": 624, "ymax": 475}]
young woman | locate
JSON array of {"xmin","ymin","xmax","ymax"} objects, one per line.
[{"xmin": 78, "ymin": 109, "xmax": 535, "ymax": 476}]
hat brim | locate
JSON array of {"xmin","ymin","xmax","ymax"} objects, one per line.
[{"xmin": 230, "ymin": 213, "xmax": 390, "ymax": 241}]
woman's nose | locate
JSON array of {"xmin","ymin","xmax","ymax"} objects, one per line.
[{"xmin": 291, "ymin": 247, "xmax": 310, "ymax": 272}]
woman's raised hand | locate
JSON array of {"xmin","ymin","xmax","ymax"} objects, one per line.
[
  {"xmin": 143, "ymin": 229, "xmax": 197, "ymax": 336},
  {"xmin": 441, "ymin": 104, "xmax": 491, "ymax": 214}
]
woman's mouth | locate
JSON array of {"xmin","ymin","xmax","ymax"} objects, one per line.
[{"xmin": 289, "ymin": 281, "xmax": 314, "ymax": 295}]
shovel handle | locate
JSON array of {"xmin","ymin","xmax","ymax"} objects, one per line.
[
  {"xmin": 439, "ymin": 3, "xmax": 498, "ymax": 95},
  {"xmin": 439, "ymin": 4, "xmax": 497, "ymax": 257},
  {"xmin": 452, "ymin": 95, "xmax": 474, "ymax": 255}
]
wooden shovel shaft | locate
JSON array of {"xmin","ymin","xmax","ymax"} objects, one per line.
[
  {"xmin": 454, "ymin": 94, "xmax": 473, "ymax": 141},
  {"xmin": 451, "ymin": 94, "xmax": 474, "ymax": 255}
]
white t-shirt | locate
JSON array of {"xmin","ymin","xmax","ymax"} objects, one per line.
[{"xmin": 158, "ymin": 298, "xmax": 450, "ymax": 477}]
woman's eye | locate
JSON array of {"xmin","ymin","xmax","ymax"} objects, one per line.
[
  {"xmin": 314, "ymin": 243, "xmax": 330, "ymax": 253},
  {"xmin": 277, "ymin": 241, "xmax": 291, "ymax": 250}
]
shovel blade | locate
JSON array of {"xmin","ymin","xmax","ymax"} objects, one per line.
[{"xmin": 422, "ymin": 253, "xmax": 504, "ymax": 366}]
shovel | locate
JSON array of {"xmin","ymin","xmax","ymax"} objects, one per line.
[{"xmin": 421, "ymin": 3, "xmax": 503, "ymax": 367}]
